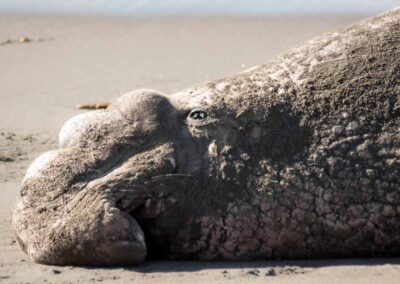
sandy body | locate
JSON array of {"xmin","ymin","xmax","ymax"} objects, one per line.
[
  {"xmin": 2, "ymin": 11, "xmax": 400, "ymax": 284},
  {"xmin": 11, "ymin": 9, "xmax": 400, "ymax": 266}
]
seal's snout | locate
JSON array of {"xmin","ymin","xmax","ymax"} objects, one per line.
[
  {"xmin": 14, "ymin": 141, "xmax": 180, "ymax": 265},
  {"xmin": 14, "ymin": 145, "xmax": 150, "ymax": 265},
  {"xmin": 13, "ymin": 89, "xmax": 185, "ymax": 265}
]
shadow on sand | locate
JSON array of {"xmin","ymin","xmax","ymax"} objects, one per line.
[{"xmin": 81, "ymin": 258, "xmax": 400, "ymax": 274}]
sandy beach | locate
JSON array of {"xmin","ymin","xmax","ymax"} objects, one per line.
[{"xmin": 1, "ymin": 14, "xmax": 400, "ymax": 283}]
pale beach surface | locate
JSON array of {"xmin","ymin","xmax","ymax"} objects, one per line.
[{"xmin": 1, "ymin": 14, "xmax": 400, "ymax": 283}]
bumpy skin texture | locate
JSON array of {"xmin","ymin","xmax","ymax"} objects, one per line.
[{"xmin": 13, "ymin": 9, "xmax": 400, "ymax": 265}]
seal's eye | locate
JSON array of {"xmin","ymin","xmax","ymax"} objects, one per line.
[{"xmin": 189, "ymin": 110, "xmax": 208, "ymax": 120}]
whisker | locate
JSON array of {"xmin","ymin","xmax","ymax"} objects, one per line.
[
  {"xmin": 149, "ymin": 174, "xmax": 194, "ymax": 181},
  {"xmin": 118, "ymin": 187, "xmax": 149, "ymax": 193},
  {"xmin": 113, "ymin": 174, "xmax": 195, "ymax": 193}
]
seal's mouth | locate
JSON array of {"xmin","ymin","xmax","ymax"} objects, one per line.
[
  {"xmin": 117, "ymin": 173, "xmax": 193, "ymax": 220},
  {"xmin": 68, "ymin": 143, "xmax": 185, "ymax": 222}
]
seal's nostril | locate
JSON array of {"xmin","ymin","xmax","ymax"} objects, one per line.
[
  {"xmin": 166, "ymin": 156, "xmax": 176, "ymax": 170},
  {"xmin": 144, "ymin": 199, "xmax": 151, "ymax": 210}
]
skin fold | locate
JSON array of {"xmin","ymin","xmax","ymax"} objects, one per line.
[{"xmin": 13, "ymin": 9, "xmax": 400, "ymax": 265}]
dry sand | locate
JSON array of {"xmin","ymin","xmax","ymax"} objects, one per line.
[{"xmin": 1, "ymin": 14, "xmax": 400, "ymax": 283}]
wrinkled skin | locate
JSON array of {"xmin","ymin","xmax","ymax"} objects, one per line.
[{"xmin": 13, "ymin": 9, "xmax": 400, "ymax": 266}]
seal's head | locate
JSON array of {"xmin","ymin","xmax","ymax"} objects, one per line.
[
  {"xmin": 14, "ymin": 8, "xmax": 400, "ymax": 265},
  {"xmin": 14, "ymin": 85, "xmax": 308, "ymax": 265},
  {"xmin": 14, "ymin": 86, "xmax": 287, "ymax": 265}
]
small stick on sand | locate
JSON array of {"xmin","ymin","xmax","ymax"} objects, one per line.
[
  {"xmin": 19, "ymin": 37, "xmax": 31, "ymax": 43},
  {"xmin": 0, "ymin": 37, "xmax": 53, "ymax": 46},
  {"xmin": 76, "ymin": 102, "xmax": 110, "ymax": 110}
]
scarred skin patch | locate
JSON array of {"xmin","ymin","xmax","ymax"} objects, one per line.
[{"xmin": 13, "ymin": 9, "xmax": 400, "ymax": 265}]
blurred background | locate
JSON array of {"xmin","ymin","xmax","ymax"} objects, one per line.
[
  {"xmin": 0, "ymin": 0, "xmax": 399, "ymax": 132},
  {"xmin": 1, "ymin": 0, "xmax": 399, "ymax": 16}
]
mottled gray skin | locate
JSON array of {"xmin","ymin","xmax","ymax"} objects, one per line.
[{"xmin": 13, "ymin": 9, "xmax": 400, "ymax": 266}]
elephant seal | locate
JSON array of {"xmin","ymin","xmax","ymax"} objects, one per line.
[{"xmin": 13, "ymin": 9, "xmax": 400, "ymax": 265}]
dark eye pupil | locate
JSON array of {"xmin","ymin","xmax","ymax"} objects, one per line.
[{"xmin": 190, "ymin": 111, "xmax": 207, "ymax": 120}]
